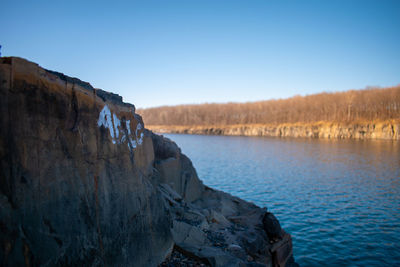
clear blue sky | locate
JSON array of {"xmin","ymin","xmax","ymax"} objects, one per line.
[{"xmin": 1, "ymin": 0, "xmax": 399, "ymax": 108}]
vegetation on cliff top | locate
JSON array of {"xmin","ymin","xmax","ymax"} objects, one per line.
[{"xmin": 138, "ymin": 86, "xmax": 400, "ymax": 126}]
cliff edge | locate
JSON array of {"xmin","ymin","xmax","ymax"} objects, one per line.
[{"xmin": 0, "ymin": 57, "xmax": 297, "ymax": 267}]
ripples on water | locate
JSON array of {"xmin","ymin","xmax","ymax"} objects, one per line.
[{"xmin": 165, "ymin": 134, "xmax": 400, "ymax": 267}]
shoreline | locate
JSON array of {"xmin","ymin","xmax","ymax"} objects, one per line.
[{"xmin": 146, "ymin": 121, "xmax": 400, "ymax": 140}]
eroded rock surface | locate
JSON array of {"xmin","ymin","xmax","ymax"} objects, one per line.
[
  {"xmin": 0, "ymin": 57, "xmax": 297, "ymax": 267},
  {"xmin": 147, "ymin": 122, "xmax": 400, "ymax": 140}
]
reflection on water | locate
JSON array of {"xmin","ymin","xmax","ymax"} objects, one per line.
[{"xmin": 165, "ymin": 134, "xmax": 400, "ymax": 267}]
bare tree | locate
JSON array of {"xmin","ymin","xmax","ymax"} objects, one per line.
[{"xmin": 138, "ymin": 86, "xmax": 400, "ymax": 126}]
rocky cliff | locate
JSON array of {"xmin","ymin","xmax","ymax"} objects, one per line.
[
  {"xmin": 0, "ymin": 57, "xmax": 297, "ymax": 267},
  {"xmin": 147, "ymin": 122, "xmax": 400, "ymax": 140}
]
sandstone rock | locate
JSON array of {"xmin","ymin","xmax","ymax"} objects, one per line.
[
  {"xmin": 154, "ymin": 156, "xmax": 204, "ymax": 204},
  {"xmin": 262, "ymin": 212, "xmax": 283, "ymax": 241},
  {"xmin": 172, "ymin": 220, "xmax": 207, "ymax": 246},
  {"xmin": 151, "ymin": 131, "xmax": 181, "ymax": 160},
  {"xmin": 0, "ymin": 57, "xmax": 173, "ymax": 266},
  {"xmin": 207, "ymin": 210, "xmax": 231, "ymax": 228},
  {"xmin": 0, "ymin": 57, "xmax": 297, "ymax": 267},
  {"xmin": 148, "ymin": 122, "xmax": 400, "ymax": 140},
  {"xmin": 270, "ymin": 233, "xmax": 299, "ymax": 267},
  {"xmin": 179, "ymin": 245, "xmax": 243, "ymax": 267},
  {"xmin": 227, "ymin": 244, "xmax": 247, "ymax": 260}
]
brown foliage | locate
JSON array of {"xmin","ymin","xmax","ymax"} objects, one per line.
[{"xmin": 138, "ymin": 86, "xmax": 400, "ymax": 126}]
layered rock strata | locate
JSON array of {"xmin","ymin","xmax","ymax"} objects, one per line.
[
  {"xmin": 147, "ymin": 122, "xmax": 400, "ymax": 140},
  {"xmin": 0, "ymin": 57, "xmax": 297, "ymax": 267}
]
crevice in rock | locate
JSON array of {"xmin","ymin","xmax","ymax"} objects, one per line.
[
  {"xmin": 70, "ymin": 84, "xmax": 79, "ymax": 132},
  {"xmin": 43, "ymin": 218, "xmax": 63, "ymax": 247}
]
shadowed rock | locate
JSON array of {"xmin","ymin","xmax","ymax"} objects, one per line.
[
  {"xmin": 262, "ymin": 212, "xmax": 283, "ymax": 241},
  {"xmin": 0, "ymin": 57, "xmax": 297, "ymax": 267}
]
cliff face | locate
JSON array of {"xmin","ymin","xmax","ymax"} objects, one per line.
[
  {"xmin": 0, "ymin": 57, "xmax": 297, "ymax": 267},
  {"xmin": 147, "ymin": 122, "xmax": 400, "ymax": 140},
  {"xmin": 0, "ymin": 57, "xmax": 173, "ymax": 266}
]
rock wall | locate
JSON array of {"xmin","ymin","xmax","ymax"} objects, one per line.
[
  {"xmin": 147, "ymin": 122, "xmax": 400, "ymax": 140},
  {"xmin": 0, "ymin": 57, "xmax": 173, "ymax": 266},
  {"xmin": 0, "ymin": 57, "xmax": 297, "ymax": 267}
]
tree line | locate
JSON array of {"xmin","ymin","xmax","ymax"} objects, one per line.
[{"xmin": 138, "ymin": 85, "xmax": 400, "ymax": 126}]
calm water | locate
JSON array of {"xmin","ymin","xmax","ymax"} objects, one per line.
[{"xmin": 165, "ymin": 134, "xmax": 400, "ymax": 267}]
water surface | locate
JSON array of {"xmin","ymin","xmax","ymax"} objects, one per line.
[{"xmin": 165, "ymin": 134, "xmax": 400, "ymax": 267}]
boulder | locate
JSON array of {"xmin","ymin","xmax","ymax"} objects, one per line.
[{"xmin": 262, "ymin": 212, "xmax": 283, "ymax": 241}]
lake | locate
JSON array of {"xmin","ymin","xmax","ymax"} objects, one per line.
[{"xmin": 164, "ymin": 134, "xmax": 400, "ymax": 267}]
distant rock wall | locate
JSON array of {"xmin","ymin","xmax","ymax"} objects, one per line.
[
  {"xmin": 0, "ymin": 58, "xmax": 297, "ymax": 266},
  {"xmin": 148, "ymin": 122, "xmax": 400, "ymax": 140}
]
